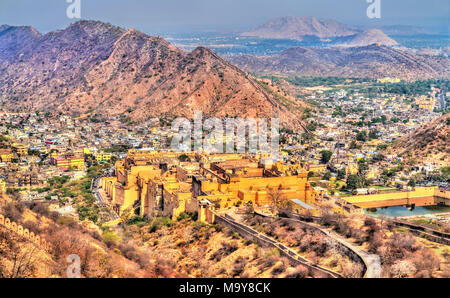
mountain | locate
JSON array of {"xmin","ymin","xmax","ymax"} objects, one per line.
[
  {"xmin": 0, "ymin": 25, "xmax": 42, "ymax": 59},
  {"xmin": 227, "ymin": 44, "xmax": 449, "ymax": 80},
  {"xmin": 390, "ymin": 113, "xmax": 449, "ymax": 166},
  {"xmin": 0, "ymin": 21, "xmax": 304, "ymax": 129},
  {"xmin": 242, "ymin": 16, "xmax": 358, "ymax": 41},
  {"xmin": 333, "ymin": 29, "xmax": 398, "ymax": 47}
]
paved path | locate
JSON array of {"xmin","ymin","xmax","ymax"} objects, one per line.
[
  {"xmin": 92, "ymin": 177, "xmax": 119, "ymax": 220},
  {"xmin": 284, "ymin": 215, "xmax": 381, "ymax": 278}
]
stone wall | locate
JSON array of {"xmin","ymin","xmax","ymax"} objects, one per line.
[
  {"xmin": 213, "ymin": 213, "xmax": 342, "ymax": 278},
  {"xmin": 0, "ymin": 213, "xmax": 50, "ymax": 251},
  {"xmin": 280, "ymin": 217, "xmax": 368, "ymax": 277}
]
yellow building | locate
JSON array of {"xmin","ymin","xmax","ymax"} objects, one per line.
[
  {"xmin": 73, "ymin": 148, "xmax": 84, "ymax": 156},
  {"xmin": 12, "ymin": 143, "xmax": 28, "ymax": 156},
  {"xmin": 346, "ymin": 163, "xmax": 358, "ymax": 175},
  {"xmin": 415, "ymin": 96, "xmax": 435, "ymax": 111},
  {"xmin": 200, "ymin": 173, "xmax": 316, "ymax": 207},
  {"xmin": 102, "ymin": 153, "xmax": 171, "ymax": 215},
  {"xmin": 101, "ymin": 151, "xmax": 318, "ymax": 220},
  {"xmin": 378, "ymin": 77, "xmax": 400, "ymax": 84},
  {"xmin": 0, "ymin": 179, "xmax": 6, "ymax": 194},
  {"xmin": 53, "ymin": 154, "xmax": 85, "ymax": 171},
  {"xmin": 95, "ymin": 152, "xmax": 113, "ymax": 162},
  {"xmin": 306, "ymin": 163, "xmax": 327, "ymax": 174},
  {"xmin": 0, "ymin": 149, "xmax": 14, "ymax": 162}
]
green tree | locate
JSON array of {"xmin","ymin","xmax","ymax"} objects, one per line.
[
  {"xmin": 356, "ymin": 131, "xmax": 367, "ymax": 142},
  {"xmin": 369, "ymin": 130, "xmax": 379, "ymax": 140},
  {"xmin": 320, "ymin": 150, "xmax": 333, "ymax": 164},
  {"xmin": 337, "ymin": 169, "xmax": 346, "ymax": 180},
  {"xmin": 346, "ymin": 175, "xmax": 366, "ymax": 190},
  {"xmin": 178, "ymin": 154, "xmax": 191, "ymax": 162},
  {"xmin": 322, "ymin": 172, "xmax": 332, "ymax": 180}
]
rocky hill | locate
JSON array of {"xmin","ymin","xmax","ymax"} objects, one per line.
[
  {"xmin": 333, "ymin": 29, "xmax": 398, "ymax": 47},
  {"xmin": 390, "ymin": 113, "xmax": 449, "ymax": 166},
  {"xmin": 242, "ymin": 16, "xmax": 358, "ymax": 41},
  {"xmin": 227, "ymin": 44, "xmax": 449, "ymax": 80},
  {"xmin": 0, "ymin": 21, "xmax": 304, "ymax": 129}
]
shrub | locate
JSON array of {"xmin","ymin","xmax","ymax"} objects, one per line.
[
  {"xmin": 210, "ymin": 241, "xmax": 238, "ymax": 261},
  {"xmin": 29, "ymin": 202, "xmax": 50, "ymax": 217},
  {"xmin": 102, "ymin": 231, "xmax": 120, "ymax": 248},
  {"xmin": 22, "ymin": 220, "xmax": 41, "ymax": 234},
  {"xmin": 117, "ymin": 243, "xmax": 149, "ymax": 269},
  {"xmin": 148, "ymin": 217, "xmax": 172, "ymax": 233},
  {"xmin": 285, "ymin": 265, "xmax": 309, "ymax": 278},
  {"xmin": 231, "ymin": 257, "xmax": 246, "ymax": 277},
  {"xmin": 271, "ymin": 261, "xmax": 287, "ymax": 276},
  {"xmin": 2, "ymin": 201, "xmax": 25, "ymax": 222}
]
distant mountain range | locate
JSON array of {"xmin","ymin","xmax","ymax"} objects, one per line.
[
  {"xmin": 227, "ymin": 44, "xmax": 449, "ymax": 80},
  {"xmin": 242, "ymin": 16, "xmax": 358, "ymax": 41},
  {"xmin": 333, "ymin": 29, "xmax": 398, "ymax": 47},
  {"xmin": 0, "ymin": 21, "xmax": 304, "ymax": 129},
  {"xmin": 241, "ymin": 16, "xmax": 447, "ymax": 47}
]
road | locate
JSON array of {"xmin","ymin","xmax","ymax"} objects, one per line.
[{"xmin": 92, "ymin": 177, "xmax": 119, "ymax": 220}]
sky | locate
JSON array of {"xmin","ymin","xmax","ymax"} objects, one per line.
[{"xmin": 0, "ymin": 0, "xmax": 448, "ymax": 34}]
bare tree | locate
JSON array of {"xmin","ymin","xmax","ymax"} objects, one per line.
[
  {"xmin": 0, "ymin": 230, "xmax": 38, "ymax": 278},
  {"xmin": 267, "ymin": 187, "xmax": 283, "ymax": 215}
]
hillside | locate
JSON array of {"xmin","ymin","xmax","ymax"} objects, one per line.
[
  {"xmin": 0, "ymin": 192, "xmax": 307, "ymax": 278},
  {"xmin": 333, "ymin": 29, "xmax": 398, "ymax": 47},
  {"xmin": 390, "ymin": 113, "xmax": 450, "ymax": 166},
  {"xmin": 242, "ymin": 16, "xmax": 358, "ymax": 41},
  {"xmin": 227, "ymin": 44, "xmax": 449, "ymax": 80},
  {"xmin": 0, "ymin": 21, "xmax": 304, "ymax": 129}
]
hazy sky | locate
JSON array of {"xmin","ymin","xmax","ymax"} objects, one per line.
[{"xmin": 0, "ymin": 0, "xmax": 448, "ymax": 34}]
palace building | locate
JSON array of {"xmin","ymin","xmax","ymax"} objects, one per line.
[{"xmin": 101, "ymin": 150, "xmax": 319, "ymax": 221}]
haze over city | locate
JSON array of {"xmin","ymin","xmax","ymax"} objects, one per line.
[{"xmin": 1, "ymin": 0, "xmax": 449, "ymax": 33}]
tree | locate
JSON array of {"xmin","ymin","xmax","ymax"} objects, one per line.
[
  {"xmin": 357, "ymin": 159, "xmax": 369, "ymax": 176},
  {"xmin": 391, "ymin": 260, "xmax": 417, "ymax": 278},
  {"xmin": 337, "ymin": 169, "xmax": 346, "ymax": 180},
  {"xmin": 0, "ymin": 230, "xmax": 38, "ymax": 278},
  {"xmin": 178, "ymin": 154, "xmax": 191, "ymax": 162},
  {"xmin": 369, "ymin": 129, "xmax": 379, "ymax": 140},
  {"xmin": 119, "ymin": 207, "xmax": 134, "ymax": 224},
  {"xmin": 268, "ymin": 187, "xmax": 283, "ymax": 215},
  {"xmin": 356, "ymin": 131, "xmax": 367, "ymax": 142},
  {"xmin": 320, "ymin": 150, "xmax": 333, "ymax": 164},
  {"xmin": 322, "ymin": 172, "xmax": 332, "ymax": 180},
  {"xmin": 346, "ymin": 175, "xmax": 365, "ymax": 190}
]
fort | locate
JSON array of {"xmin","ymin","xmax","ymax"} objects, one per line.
[
  {"xmin": 101, "ymin": 150, "xmax": 319, "ymax": 221},
  {"xmin": 342, "ymin": 187, "xmax": 450, "ymax": 209}
]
